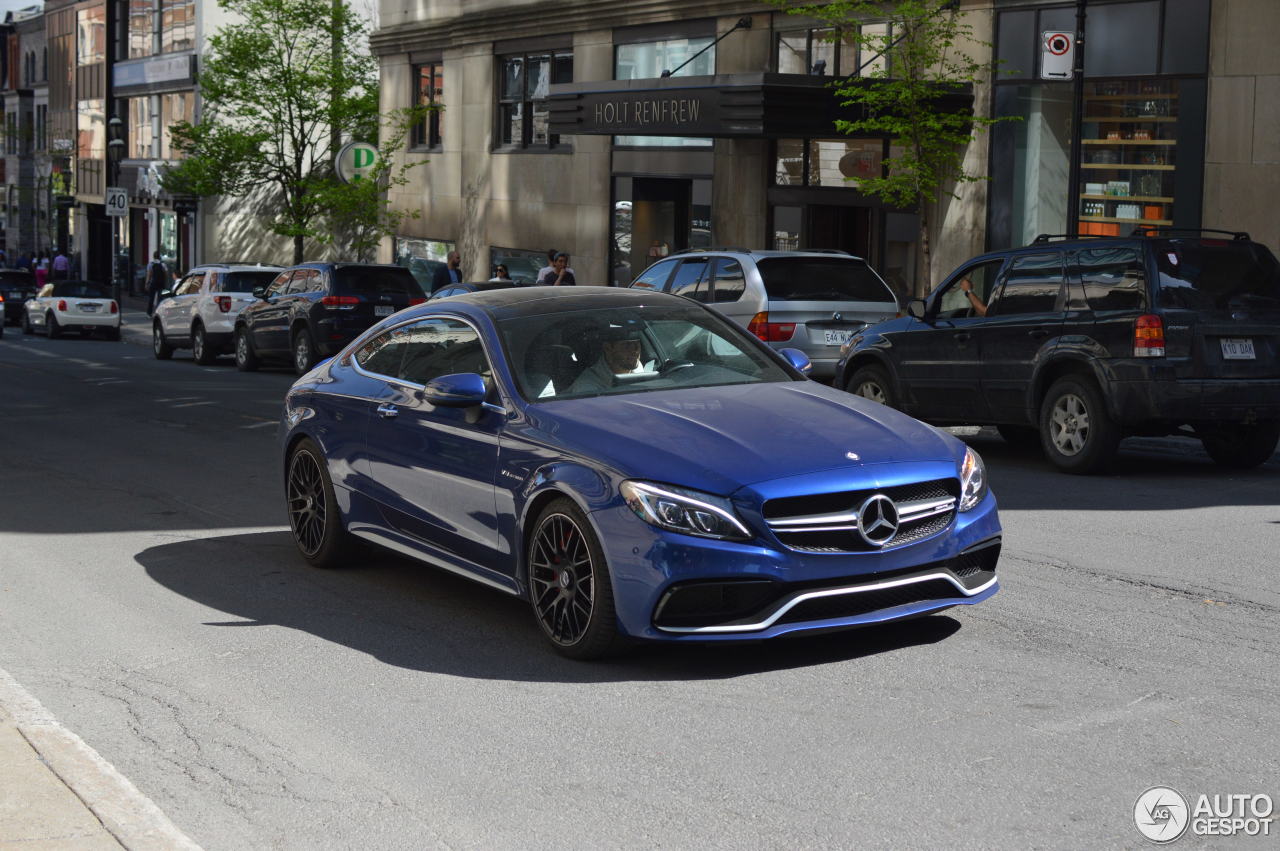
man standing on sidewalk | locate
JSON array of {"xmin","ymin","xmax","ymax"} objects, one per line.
[
  {"xmin": 50, "ymin": 251, "xmax": 70, "ymax": 281},
  {"xmin": 145, "ymin": 252, "xmax": 168, "ymax": 316}
]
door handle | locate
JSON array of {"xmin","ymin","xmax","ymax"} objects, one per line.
[
  {"xmin": 954, "ymin": 332, "xmax": 971, "ymax": 343},
  {"xmin": 376, "ymin": 404, "xmax": 399, "ymax": 418},
  {"xmin": 1028, "ymin": 328, "xmax": 1049, "ymax": 340}
]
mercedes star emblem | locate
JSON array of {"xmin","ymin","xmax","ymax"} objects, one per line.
[{"xmin": 857, "ymin": 494, "xmax": 900, "ymax": 547}]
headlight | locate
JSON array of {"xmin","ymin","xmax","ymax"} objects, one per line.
[
  {"xmin": 620, "ymin": 480, "xmax": 752, "ymax": 541},
  {"xmin": 959, "ymin": 446, "xmax": 988, "ymax": 512}
]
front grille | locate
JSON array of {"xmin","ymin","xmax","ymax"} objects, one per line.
[
  {"xmin": 775, "ymin": 578, "xmax": 960, "ymax": 624},
  {"xmin": 764, "ymin": 478, "xmax": 959, "ymax": 553}
]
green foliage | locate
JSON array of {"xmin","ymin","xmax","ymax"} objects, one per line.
[{"xmin": 162, "ymin": 0, "xmax": 417, "ymax": 262}]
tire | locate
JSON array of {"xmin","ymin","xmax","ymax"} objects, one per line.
[
  {"xmin": 105, "ymin": 326, "xmax": 121, "ymax": 342},
  {"xmin": 292, "ymin": 327, "xmax": 316, "ymax": 375},
  {"xmin": 1199, "ymin": 421, "xmax": 1280, "ymax": 469},
  {"xmin": 286, "ymin": 438, "xmax": 359, "ymax": 568},
  {"xmin": 235, "ymin": 326, "xmax": 259, "ymax": 372},
  {"xmin": 191, "ymin": 323, "xmax": 216, "ymax": 365},
  {"xmin": 845, "ymin": 363, "xmax": 897, "ymax": 409},
  {"xmin": 22, "ymin": 311, "xmax": 33, "ymax": 334},
  {"xmin": 527, "ymin": 497, "xmax": 622, "ymax": 660},
  {"xmin": 46, "ymin": 312, "xmax": 61, "ymax": 339},
  {"xmin": 1039, "ymin": 376, "xmax": 1121, "ymax": 474},
  {"xmin": 152, "ymin": 320, "xmax": 174, "ymax": 359},
  {"xmin": 996, "ymin": 424, "xmax": 1040, "ymax": 448}
]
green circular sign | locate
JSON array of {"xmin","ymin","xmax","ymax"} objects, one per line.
[{"xmin": 335, "ymin": 141, "xmax": 379, "ymax": 183}]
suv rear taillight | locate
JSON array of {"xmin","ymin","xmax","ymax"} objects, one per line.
[
  {"xmin": 1134, "ymin": 314, "xmax": 1165, "ymax": 357},
  {"xmin": 747, "ymin": 312, "xmax": 797, "ymax": 343},
  {"xmin": 321, "ymin": 296, "xmax": 359, "ymax": 309},
  {"xmin": 214, "ymin": 296, "xmax": 233, "ymax": 313},
  {"xmin": 57, "ymin": 300, "xmax": 67, "ymax": 311},
  {"xmin": 109, "ymin": 300, "xmax": 119, "ymax": 314}
]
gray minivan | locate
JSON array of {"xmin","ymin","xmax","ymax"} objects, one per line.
[{"xmin": 630, "ymin": 249, "xmax": 899, "ymax": 379}]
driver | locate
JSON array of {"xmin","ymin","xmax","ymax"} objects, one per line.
[{"xmin": 567, "ymin": 322, "xmax": 654, "ymax": 394}]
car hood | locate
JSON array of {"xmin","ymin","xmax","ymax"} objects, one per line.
[{"xmin": 532, "ymin": 380, "xmax": 960, "ymax": 494}]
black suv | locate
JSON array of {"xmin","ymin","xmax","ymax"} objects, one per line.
[
  {"xmin": 0, "ymin": 270, "xmax": 37, "ymax": 326},
  {"xmin": 837, "ymin": 229, "xmax": 1280, "ymax": 473},
  {"xmin": 235, "ymin": 263, "xmax": 426, "ymax": 374}
]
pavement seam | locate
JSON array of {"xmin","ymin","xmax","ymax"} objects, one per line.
[{"xmin": 0, "ymin": 666, "xmax": 202, "ymax": 851}]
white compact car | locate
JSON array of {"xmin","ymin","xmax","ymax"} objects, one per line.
[
  {"xmin": 153, "ymin": 263, "xmax": 283, "ymax": 363},
  {"xmin": 23, "ymin": 281, "xmax": 121, "ymax": 340}
]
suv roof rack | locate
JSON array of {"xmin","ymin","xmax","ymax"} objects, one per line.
[
  {"xmin": 1030, "ymin": 233, "xmax": 1110, "ymax": 244},
  {"xmin": 802, "ymin": 248, "xmax": 852, "ymax": 255},
  {"xmin": 1130, "ymin": 226, "xmax": 1252, "ymax": 241},
  {"xmin": 670, "ymin": 247, "xmax": 755, "ymax": 255}
]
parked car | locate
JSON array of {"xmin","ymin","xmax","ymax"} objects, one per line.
[
  {"xmin": 22, "ymin": 281, "xmax": 120, "ymax": 340},
  {"xmin": 235, "ymin": 263, "xmax": 427, "ymax": 375},
  {"xmin": 629, "ymin": 249, "xmax": 900, "ymax": 379},
  {"xmin": 152, "ymin": 263, "xmax": 284, "ymax": 364},
  {"xmin": 838, "ymin": 229, "xmax": 1280, "ymax": 473},
  {"xmin": 0, "ymin": 270, "xmax": 37, "ymax": 326},
  {"xmin": 429, "ymin": 280, "xmax": 520, "ymax": 300},
  {"xmin": 279, "ymin": 287, "xmax": 1000, "ymax": 659}
]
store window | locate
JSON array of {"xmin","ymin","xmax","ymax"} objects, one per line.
[
  {"xmin": 129, "ymin": 0, "xmax": 154, "ymax": 58},
  {"xmin": 989, "ymin": 84, "xmax": 1073, "ymax": 248},
  {"xmin": 610, "ymin": 176, "xmax": 712, "ymax": 285},
  {"xmin": 776, "ymin": 25, "xmax": 893, "ymax": 77},
  {"xmin": 411, "ymin": 62, "xmax": 443, "ymax": 150},
  {"xmin": 774, "ymin": 138, "xmax": 886, "ymax": 188},
  {"xmin": 615, "ymin": 36, "xmax": 713, "ymax": 147},
  {"xmin": 159, "ymin": 210, "xmax": 178, "ymax": 273},
  {"xmin": 128, "ymin": 96, "xmax": 154, "ymax": 158},
  {"xmin": 394, "ymin": 236, "xmax": 454, "ymax": 292},
  {"xmin": 489, "ymin": 247, "xmax": 544, "ymax": 284},
  {"xmin": 496, "ymin": 51, "xmax": 572, "ymax": 150},
  {"xmin": 159, "ymin": 92, "xmax": 192, "ymax": 159},
  {"xmin": 160, "ymin": 0, "xmax": 194, "ymax": 53}
]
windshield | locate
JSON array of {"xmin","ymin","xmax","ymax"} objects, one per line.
[
  {"xmin": 336, "ymin": 266, "xmax": 424, "ymax": 297},
  {"xmin": 53, "ymin": 282, "xmax": 111, "ymax": 299},
  {"xmin": 756, "ymin": 257, "xmax": 896, "ymax": 303},
  {"xmin": 498, "ymin": 303, "xmax": 796, "ymax": 402},
  {"xmin": 222, "ymin": 271, "xmax": 280, "ymax": 293},
  {"xmin": 1154, "ymin": 239, "xmax": 1280, "ymax": 310}
]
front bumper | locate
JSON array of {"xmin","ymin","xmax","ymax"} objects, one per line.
[{"xmin": 590, "ymin": 488, "xmax": 1001, "ymax": 642}]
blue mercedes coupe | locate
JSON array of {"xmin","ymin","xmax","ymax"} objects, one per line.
[{"xmin": 280, "ymin": 287, "xmax": 1000, "ymax": 658}]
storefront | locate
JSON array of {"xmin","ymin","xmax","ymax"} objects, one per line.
[{"xmin": 988, "ymin": 0, "xmax": 1211, "ymax": 249}]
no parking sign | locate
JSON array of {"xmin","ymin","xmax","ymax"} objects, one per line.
[{"xmin": 1041, "ymin": 31, "xmax": 1074, "ymax": 80}]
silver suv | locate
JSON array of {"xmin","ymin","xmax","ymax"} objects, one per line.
[
  {"xmin": 630, "ymin": 249, "xmax": 899, "ymax": 379},
  {"xmin": 153, "ymin": 262, "xmax": 284, "ymax": 364}
]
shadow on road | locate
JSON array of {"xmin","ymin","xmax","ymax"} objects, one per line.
[{"xmin": 138, "ymin": 530, "xmax": 963, "ymax": 683}]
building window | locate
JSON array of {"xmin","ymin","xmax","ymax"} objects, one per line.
[
  {"xmin": 77, "ymin": 6, "xmax": 106, "ymax": 66},
  {"xmin": 411, "ymin": 62, "xmax": 443, "ymax": 150},
  {"xmin": 394, "ymin": 236, "xmax": 454, "ymax": 291},
  {"xmin": 161, "ymin": 0, "xmax": 194, "ymax": 54},
  {"xmin": 77, "ymin": 98, "xmax": 105, "ymax": 159},
  {"xmin": 615, "ymin": 37, "xmax": 712, "ymax": 147},
  {"xmin": 776, "ymin": 24, "xmax": 891, "ymax": 78},
  {"xmin": 129, "ymin": 0, "xmax": 155, "ymax": 58},
  {"xmin": 159, "ymin": 91, "xmax": 192, "ymax": 159},
  {"xmin": 773, "ymin": 137, "xmax": 887, "ymax": 187},
  {"xmin": 496, "ymin": 51, "xmax": 572, "ymax": 150},
  {"xmin": 129, "ymin": 96, "xmax": 154, "ymax": 158},
  {"xmin": 36, "ymin": 104, "xmax": 47, "ymax": 152},
  {"xmin": 5, "ymin": 113, "xmax": 17, "ymax": 155}
]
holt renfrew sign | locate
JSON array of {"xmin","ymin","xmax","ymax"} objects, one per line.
[{"xmin": 591, "ymin": 95, "xmax": 706, "ymax": 131}]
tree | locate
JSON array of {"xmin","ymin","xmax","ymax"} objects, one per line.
[
  {"xmin": 775, "ymin": 0, "xmax": 1006, "ymax": 293},
  {"xmin": 162, "ymin": 0, "xmax": 419, "ymax": 263}
]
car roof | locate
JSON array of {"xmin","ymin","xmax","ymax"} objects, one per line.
[
  {"xmin": 669, "ymin": 249, "xmax": 869, "ymax": 262},
  {"xmin": 420, "ymin": 285, "xmax": 685, "ymax": 319},
  {"xmin": 191, "ymin": 263, "xmax": 284, "ymax": 272}
]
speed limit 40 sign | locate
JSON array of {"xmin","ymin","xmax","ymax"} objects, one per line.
[
  {"xmin": 105, "ymin": 187, "xmax": 128, "ymax": 217},
  {"xmin": 1041, "ymin": 31, "xmax": 1074, "ymax": 80}
]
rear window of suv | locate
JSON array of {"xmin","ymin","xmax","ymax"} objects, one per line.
[
  {"xmin": 1154, "ymin": 239, "xmax": 1280, "ymax": 311},
  {"xmin": 220, "ymin": 271, "xmax": 280, "ymax": 293},
  {"xmin": 335, "ymin": 266, "xmax": 424, "ymax": 297},
  {"xmin": 755, "ymin": 257, "xmax": 895, "ymax": 303}
]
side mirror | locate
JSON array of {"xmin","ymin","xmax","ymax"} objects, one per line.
[
  {"xmin": 906, "ymin": 298, "xmax": 927, "ymax": 321},
  {"xmin": 252, "ymin": 286, "xmax": 268, "ymax": 299},
  {"xmin": 779, "ymin": 347, "xmax": 812, "ymax": 375},
  {"xmin": 422, "ymin": 372, "xmax": 487, "ymax": 407},
  {"xmin": 158, "ymin": 289, "xmax": 174, "ymax": 301}
]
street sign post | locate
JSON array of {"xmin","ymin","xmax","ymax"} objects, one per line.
[
  {"xmin": 105, "ymin": 187, "xmax": 128, "ymax": 217},
  {"xmin": 1041, "ymin": 31, "xmax": 1074, "ymax": 80}
]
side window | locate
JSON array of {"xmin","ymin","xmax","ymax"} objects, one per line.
[
  {"xmin": 669, "ymin": 259, "xmax": 709, "ymax": 302},
  {"xmin": 287, "ymin": 270, "xmax": 315, "ymax": 295},
  {"xmin": 991, "ymin": 253, "xmax": 1064, "ymax": 316},
  {"xmin": 1078, "ymin": 246, "xmax": 1147, "ymax": 311},
  {"xmin": 632, "ymin": 258, "xmax": 678, "ymax": 291},
  {"xmin": 398, "ymin": 318, "xmax": 492, "ymax": 387},
  {"xmin": 711, "ymin": 258, "xmax": 746, "ymax": 303},
  {"xmin": 205, "ymin": 272, "xmax": 220, "ymax": 293},
  {"xmin": 267, "ymin": 271, "xmax": 293, "ymax": 297},
  {"xmin": 175, "ymin": 273, "xmax": 203, "ymax": 296},
  {"xmin": 937, "ymin": 259, "xmax": 1004, "ymax": 318},
  {"xmin": 354, "ymin": 326, "xmax": 409, "ymax": 378}
]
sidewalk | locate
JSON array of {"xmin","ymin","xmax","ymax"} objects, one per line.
[{"xmin": 0, "ymin": 671, "xmax": 199, "ymax": 850}]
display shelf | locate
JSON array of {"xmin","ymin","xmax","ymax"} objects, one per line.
[
  {"xmin": 1079, "ymin": 215, "xmax": 1172, "ymax": 226},
  {"xmin": 1081, "ymin": 194, "xmax": 1173, "ymax": 203},
  {"xmin": 1082, "ymin": 163, "xmax": 1176, "ymax": 171},
  {"xmin": 1084, "ymin": 116, "xmax": 1177, "ymax": 123},
  {"xmin": 1081, "ymin": 139, "xmax": 1177, "ymax": 145},
  {"xmin": 1084, "ymin": 93, "xmax": 1177, "ymax": 101}
]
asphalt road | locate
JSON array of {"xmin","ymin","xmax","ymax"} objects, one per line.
[{"xmin": 1, "ymin": 322, "xmax": 1277, "ymax": 849}]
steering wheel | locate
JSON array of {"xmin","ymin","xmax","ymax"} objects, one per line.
[{"xmin": 659, "ymin": 359, "xmax": 696, "ymax": 375}]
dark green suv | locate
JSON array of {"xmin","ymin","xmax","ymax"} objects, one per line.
[{"xmin": 836, "ymin": 229, "xmax": 1280, "ymax": 473}]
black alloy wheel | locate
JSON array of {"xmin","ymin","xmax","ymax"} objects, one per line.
[
  {"xmin": 152, "ymin": 321, "xmax": 174, "ymax": 359},
  {"xmin": 235, "ymin": 327, "xmax": 259, "ymax": 372},
  {"xmin": 528, "ymin": 498, "xmax": 621, "ymax": 659},
  {"xmin": 286, "ymin": 438, "xmax": 357, "ymax": 568},
  {"xmin": 46, "ymin": 312, "xmax": 61, "ymax": 339},
  {"xmin": 192, "ymin": 323, "xmax": 216, "ymax": 365},
  {"xmin": 293, "ymin": 327, "xmax": 316, "ymax": 375},
  {"xmin": 846, "ymin": 364, "xmax": 897, "ymax": 408}
]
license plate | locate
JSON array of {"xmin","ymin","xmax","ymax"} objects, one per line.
[
  {"xmin": 374, "ymin": 305, "xmax": 394, "ymax": 316},
  {"xmin": 79, "ymin": 304, "xmax": 99, "ymax": 312},
  {"xmin": 1220, "ymin": 338, "xmax": 1255, "ymax": 360},
  {"xmin": 823, "ymin": 329, "xmax": 854, "ymax": 346}
]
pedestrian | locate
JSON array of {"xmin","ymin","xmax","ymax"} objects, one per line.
[
  {"xmin": 16, "ymin": 252, "xmax": 31, "ymax": 273},
  {"xmin": 430, "ymin": 251, "xmax": 463, "ymax": 293},
  {"xmin": 51, "ymin": 250, "xmax": 70, "ymax": 281},
  {"xmin": 144, "ymin": 251, "xmax": 168, "ymax": 316},
  {"xmin": 33, "ymin": 253, "xmax": 49, "ymax": 290},
  {"xmin": 537, "ymin": 248, "xmax": 575, "ymax": 283},
  {"xmin": 537, "ymin": 252, "xmax": 576, "ymax": 286},
  {"xmin": 489, "ymin": 264, "xmax": 512, "ymax": 282}
]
